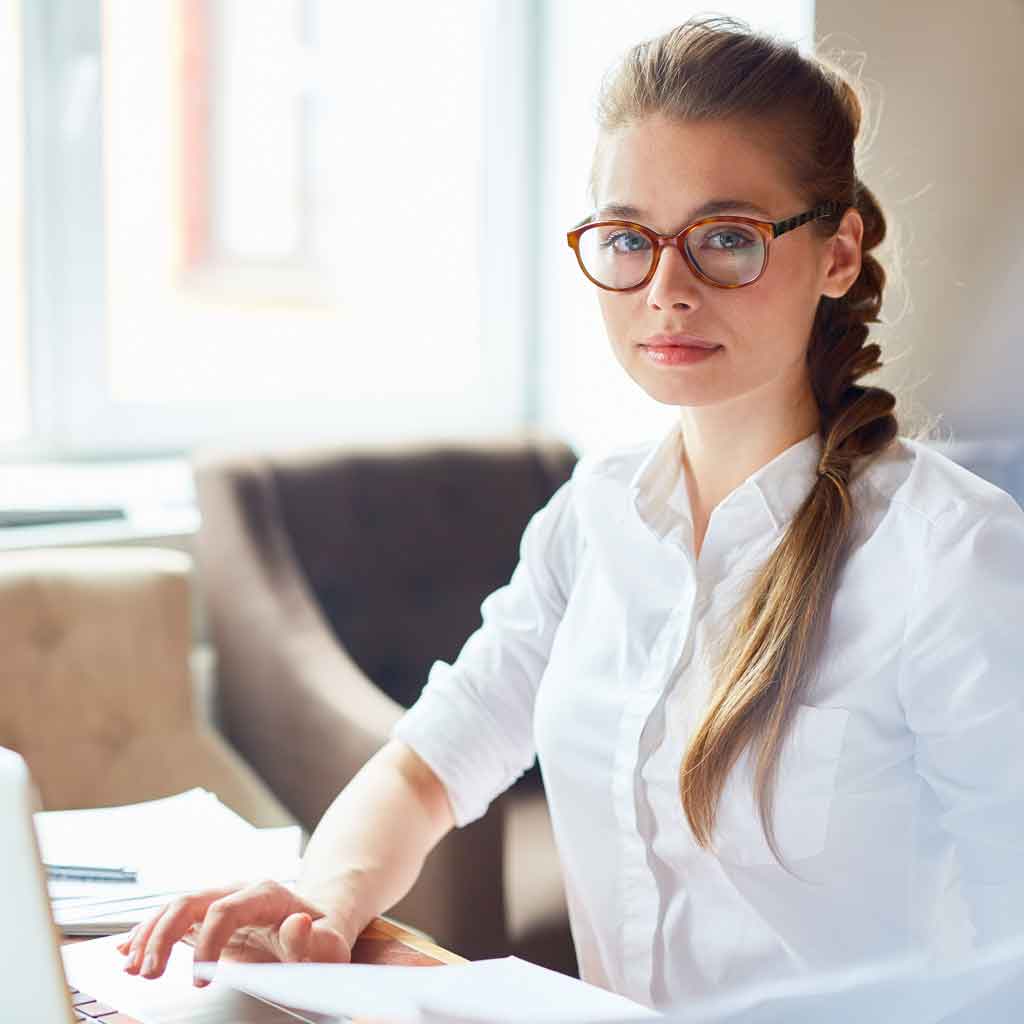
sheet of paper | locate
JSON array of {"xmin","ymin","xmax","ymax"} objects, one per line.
[
  {"xmin": 415, "ymin": 957, "xmax": 664, "ymax": 1022},
  {"xmin": 198, "ymin": 956, "xmax": 665, "ymax": 1023},
  {"xmin": 35, "ymin": 788, "xmax": 248, "ymax": 873},
  {"xmin": 34, "ymin": 789, "xmax": 301, "ymax": 890}
]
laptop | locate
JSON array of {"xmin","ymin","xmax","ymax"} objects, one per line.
[{"xmin": 0, "ymin": 745, "xmax": 347, "ymax": 1024}]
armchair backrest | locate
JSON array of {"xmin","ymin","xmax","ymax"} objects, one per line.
[
  {"xmin": 0, "ymin": 548, "xmax": 197, "ymax": 810},
  {"xmin": 0, "ymin": 546, "xmax": 295, "ymax": 826},
  {"xmin": 268, "ymin": 436, "xmax": 578, "ymax": 708}
]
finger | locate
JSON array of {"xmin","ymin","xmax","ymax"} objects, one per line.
[
  {"xmin": 190, "ymin": 882, "xmax": 289, "ymax": 979},
  {"xmin": 308, "ymin": 918, "xmax": 353, "ymax": 963},
  {"xmin": 178, "ymin": 921, "xmax": 202, "ymax": 948},
  {"xmin": 123, "ymin": 909, "xmax": 171, "ymax": 975},
  {"xmin": 139, "ymin": 893, "xmax": 222, "ymax": 979},
  {"xmin": 278, "ymin": 912, "xmax": 312, "ymax": 962},
  {"xmin": 115, "ymin": 924, "xmax": 138, "ymax": 954}
]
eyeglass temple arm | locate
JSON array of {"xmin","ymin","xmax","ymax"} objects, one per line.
[{"xmin": 771, "ymin": 200, "xmax": 841, "ymax": 238}]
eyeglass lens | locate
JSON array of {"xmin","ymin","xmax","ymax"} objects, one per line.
[{"xmin": 578, "ymin": 220, "xmax": 765, "ymax": 289}]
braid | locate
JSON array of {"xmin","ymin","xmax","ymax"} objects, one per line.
[{"xmin": 809, "ymin": 178, "xmax": 898, "ymax": 505}]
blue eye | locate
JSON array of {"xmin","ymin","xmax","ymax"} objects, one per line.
[
  {"xmin": 704, "ymin": 228, "xmax": 757, "ymax": 250},
  {"xmin": 600, "ymin": 230, "xmax": 651, "ymax": 254}
]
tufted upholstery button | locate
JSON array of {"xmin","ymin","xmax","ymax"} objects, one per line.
[{"xmin": 30, "ymin": 620, "xmax": 63, "ymax": 652}]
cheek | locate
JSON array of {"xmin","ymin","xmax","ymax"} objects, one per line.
[
  {"xmin": 765, "ymin": 248, "xmax": 823, "ymax": 338},
  {"xmin": 730, "ymin": 279, "xmax": 815, "ymax": 361},
  {"xmin": 596, "ymin": 294, "xmax": 641, "ymax": 346}
]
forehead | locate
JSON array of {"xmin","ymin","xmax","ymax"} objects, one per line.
[{"xmin": 594, "ymin": 116, "xmax": 794, "ymax": 227}]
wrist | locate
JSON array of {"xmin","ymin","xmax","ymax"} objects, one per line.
[{"xmin": 295, "ymin": 866, "xmax": 379, "ymax": 948}]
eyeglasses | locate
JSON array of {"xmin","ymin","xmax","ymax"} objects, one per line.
[{"xmin": 566, "ymin": 201, "xmax": 842, "ymax": 291}]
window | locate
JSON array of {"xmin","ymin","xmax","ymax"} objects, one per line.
[
  {"xmin": 0, "ymin": 0, "xmax": 29, "ymax": 445},
  {"xmin": 14, "ymin": 0, "xmax": 530, "ymax": 457}
]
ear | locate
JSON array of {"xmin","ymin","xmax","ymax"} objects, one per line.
[{"xmin": 820, "ymin": 207, "xmax": 864, "ymax": 299}]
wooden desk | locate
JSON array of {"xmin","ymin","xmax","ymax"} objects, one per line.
[{"xmin": 344, "ymin": 914, "xmax": 467, "ymax": 966}]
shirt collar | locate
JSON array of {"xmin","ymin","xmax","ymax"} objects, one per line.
[{"xmin": 628, "ymin": 419, "xmax": 824, "ymax": 552}]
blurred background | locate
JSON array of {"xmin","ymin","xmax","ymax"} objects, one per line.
[
  {"xmin": 2, "ymin": 0, "xmax": 1023, "ymax": 541},
  {"xmin": 2, "ymin": 0, "xmax": 1023, "ymax": 971}
]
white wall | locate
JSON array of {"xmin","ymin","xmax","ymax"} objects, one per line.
[{"xmin": 813, "ymin": 0, "xmax": 1024, "ymax": 442}]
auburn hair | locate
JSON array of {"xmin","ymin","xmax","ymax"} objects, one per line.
[{"xmin": 588, "ymin": 15, "xmax": 937, "ymax": 872}]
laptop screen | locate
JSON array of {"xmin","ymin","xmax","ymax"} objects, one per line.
[{"xmin": 0, "ymin": 747, "xmax": 78, "ymax": 1024}]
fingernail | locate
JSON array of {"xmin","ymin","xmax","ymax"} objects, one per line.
[{"xmin": 142, "ymin": 955, "xmax": 155, "ymax": 975}]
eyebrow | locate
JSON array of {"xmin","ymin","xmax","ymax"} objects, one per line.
[{"xmin": 592, "ymin": 198, "xmax": 774, "ymax": 226}]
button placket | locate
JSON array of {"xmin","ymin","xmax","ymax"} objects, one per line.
[
  {"xmin": 614, "ymin": 607, "xmax": 685, "ymax": 998},
  {"xmin": 646, "ymin": 582, "xmax": 741, "ymax": 1004},
  {"xmin": 618, "ymin": 592, "xmax": 709, "ymax": 1002}
]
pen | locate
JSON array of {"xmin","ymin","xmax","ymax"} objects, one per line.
[{"xmin": 44, "ymin": 864, "xmax": 138, "ymax": 883}]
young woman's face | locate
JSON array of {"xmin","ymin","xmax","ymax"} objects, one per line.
[{"xmin": 590, "ymin": 115, "xmax": 851, "ymax": 411}]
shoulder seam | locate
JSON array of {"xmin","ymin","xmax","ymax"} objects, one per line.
[{"xmin": 859, "ymin": 472, "xmax": 969, "ymax": 529}]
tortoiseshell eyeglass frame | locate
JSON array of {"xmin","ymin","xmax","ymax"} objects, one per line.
[{"xmin": 565, "ymin": 200, "xmax": 843, "ymax": 291}]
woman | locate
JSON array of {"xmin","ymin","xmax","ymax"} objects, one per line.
[{"xmin": 120, "ymin": 15, "xmax": 1024, "ymax": 1015}]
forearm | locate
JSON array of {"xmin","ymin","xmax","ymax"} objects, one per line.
[{"xmin": 294, "ymin": 738, "xmax": 455, "ymax": 946}]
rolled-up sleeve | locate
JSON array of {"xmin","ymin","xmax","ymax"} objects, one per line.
[
  {"xmin": 897, "ymin": 490, "xmax": 1024, "ymax": 951},
  {"xmin": 389, "ymin": 463, "xmax": 582, "ymax": 828}
]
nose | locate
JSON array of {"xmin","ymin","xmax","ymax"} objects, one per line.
[{"xmin": 645, "ymin": 241, "xmax": 701, "ymax": 311}]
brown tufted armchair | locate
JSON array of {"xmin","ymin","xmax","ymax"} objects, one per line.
[{"xmin": 190, "ymin": 432, "xmax": 579, "ymax": 973}]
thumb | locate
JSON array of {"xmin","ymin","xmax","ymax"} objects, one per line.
[
  {"xmin": 278, "ymin": 912, "xmax": 312, "ymax": 962},
  {"xmin": 308, "ymin": 917, "xmax": 352, "ymax": 963}
]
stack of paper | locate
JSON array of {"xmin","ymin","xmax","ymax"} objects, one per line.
[
  {"xmin": 197, "ymin": 955, "xmax": 665, "ymax": 1022},
  {"xmin": 34, "ymin": 788, "xmax": 302, "ymax": 935}
]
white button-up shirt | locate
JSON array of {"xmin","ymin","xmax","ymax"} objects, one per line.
[{"xmin": 389, "ymin": 420, "xmax": 1024, "ymax": 1015}]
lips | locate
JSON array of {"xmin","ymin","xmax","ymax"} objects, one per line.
[{"xmin": 643, "ymin": 333, "xmax": 721, "ymax": 349}]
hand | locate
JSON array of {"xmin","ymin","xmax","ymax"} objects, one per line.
[{"xmin": 116, "ymin": 879, "xmax": 352, "ymax": 986}]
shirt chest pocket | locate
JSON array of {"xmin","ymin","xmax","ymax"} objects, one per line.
[{"xmin": 711, "ymin": 703, "xmax": 850, "ymax": 868}]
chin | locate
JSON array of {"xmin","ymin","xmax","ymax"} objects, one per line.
[
  {"xmin": 625, "ymin": 361, "xmax": 724, "ymax": 407},
  {"xmin": 630, "ymin": 377, "xmax": 718, "ymax": 407}
]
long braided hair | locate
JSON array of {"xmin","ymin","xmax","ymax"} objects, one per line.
[{"xmin": 589, "ymin": 15, "xmax": 935, "ymax": 871}]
